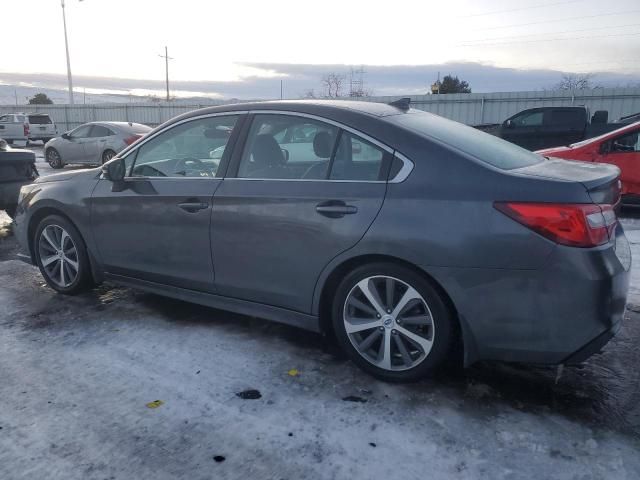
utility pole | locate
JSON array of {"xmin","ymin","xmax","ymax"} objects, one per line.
[
  {"xmin": 280, "ymin": 79, "xmax": 283, "ymax": 99},
  {"xmin": 60, "ymin": 0, "xmax": 75, "ymax": 104},
  {"xmin": 14, "ymin": 89, "xmax": 18, "ymax": 106},
  {"xmin": 159, "ymin": 46, "xmax": 173, "ymax": 102}
]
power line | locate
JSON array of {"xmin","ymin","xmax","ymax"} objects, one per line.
[
  {"xmin": 459, "ymin": 0, "xmax": 581, "ymax": 19},
  {"xmin": 459, "ymin": 22, "xmax": 640, "ymax": 45},
  {"xmin": 458, "ymin": 31, "xmax": 640, "ymax": 47},
  {"xmin": 469, "ymin": 9, "xmax": 640, "ymax": 31}
]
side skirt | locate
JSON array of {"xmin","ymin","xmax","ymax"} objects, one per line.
[{"xmin": 104, "ymin": 272, "xmax": 321, "ymax": 333}]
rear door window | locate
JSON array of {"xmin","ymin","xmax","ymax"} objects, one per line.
[
  {"xmin": 237, "ymin": 114, "xmax": 338, "ymax": 180},
  {"xmin": 330, "ymin": 132, "xmax": 386, "ymax": 181},
  {"xmin": 549, "ymin": 109, "xmax": 583, "ymax": 126},
  {"xmin": 90, "ymin": 125, "xmax": 115, "ymax": 137}
]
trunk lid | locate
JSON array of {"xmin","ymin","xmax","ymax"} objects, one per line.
[{"xmin": 514, "ymin": 157, "xmax": 620, "ymax": 205}]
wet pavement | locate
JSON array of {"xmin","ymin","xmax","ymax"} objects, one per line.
[{"xmin": 1, "ymin": 155, "xmax": 639, "ymax": 478}]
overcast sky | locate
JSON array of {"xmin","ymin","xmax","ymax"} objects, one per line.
[{"xmin": 1, "ymin": 0, "xmax": 639, "ymax": 100}]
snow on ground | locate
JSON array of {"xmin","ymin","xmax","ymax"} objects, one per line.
[{"xmin": 0, "ymin": 153, "xmax": 639, "ymax": 479}]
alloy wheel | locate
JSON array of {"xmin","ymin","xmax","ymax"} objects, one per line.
[
  {"xmin": 46, "ymin": 149, "xmax": 61, "ymax": 168},
  {"xmin": 343, "ymin": 275, "xmax": 435, "ymax": 371},
  {"xmin": 38, "ymin": 224, "xmax": 79, "ymax": 288}
]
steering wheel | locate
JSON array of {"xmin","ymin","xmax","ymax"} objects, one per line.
[{"xmin": 174, "ymin": 157, "xmax": 209, "ymax": 176}]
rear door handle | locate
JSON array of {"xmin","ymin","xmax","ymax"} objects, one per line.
[
  {"xmin": 316, "ymin": 201, "xmax": 358, "ymax": 218},
  {"xmin": 178, "ymin": 201, "xmax": 209, "ymax": 213}
]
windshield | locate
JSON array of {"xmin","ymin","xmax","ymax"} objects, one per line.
[{"xmin": 390, "ymin": 110, "xmax": 544, "ymax": 170}]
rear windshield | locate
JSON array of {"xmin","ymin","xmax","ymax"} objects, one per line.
[
  {"xmin": 28, "ymin": 115, "xmax": 52, "ymax": 124},
  {"xmin": 390, "ymin": 111, "xmax": 544, "ymax": 170}
]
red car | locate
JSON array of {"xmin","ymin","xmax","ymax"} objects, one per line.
[{"xmin": 538, "ymin": 122, "xmax": 640, "ymax": 203}]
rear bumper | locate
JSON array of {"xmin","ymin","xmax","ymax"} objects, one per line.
[{"xmin": 427, "ymin": 225, "xmax": 631, "ymax": 366}]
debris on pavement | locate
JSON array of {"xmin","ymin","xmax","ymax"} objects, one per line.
[
  {"xmin": 145, "ymin": 400, "xmax": 164, "ymax": 409},
  {"xmin": 342, "ymin": 395, "xmax": 368, "ymax": 403},
  {"xmin": 236, "ymin": 389, "xmax": 262, "ymax": 400},
  {"xmin": 287, "ymin": 368, "xmax": 300, "ymax": 377}
]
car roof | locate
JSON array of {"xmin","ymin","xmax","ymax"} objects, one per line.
[{"xmin": 169, "ymin": 100, "xmax": 408, "ymax": 123}]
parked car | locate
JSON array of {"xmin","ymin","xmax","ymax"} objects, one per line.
[
  {"xmin": 478, "ymin": 106, "xmax": 638, "ymax": 151},
  {"xmin": 26, "ymin": 113, "xmax": 57, "ymax": 144},
  {"xmin": 14, "ymin": 100, "xmax": 630, "ymax": 382},
  {"xmin": 538, "ymin": 121, "xmax": 640, "ymax": 204},
  {"xmin": 0, "ymin": 113, "xmax": 29, "ymax": 145},
  {"xmin": 0, "ymin": 138, "xmax": 38, "ymax": 218},
  {"xmin": 45, "ymin": 121, "xmax": 151, "ymax": 169}
]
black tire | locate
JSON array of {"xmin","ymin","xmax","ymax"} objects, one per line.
[
  {"xmin": 34, "ymin": 215, "xmax": 94, "ymax": 294},
  {"xmin": 4, "ymin": 205, "xmax": 17, "ymax": 218},
  {"xmin": 46, "ymin": 148, "xmax": 64, "ymax": 169},
  {"xmin": 332, "ymin": 262, "xmax": 454, "ymax": 382},
  {"xmin": 101, "ymin": 149, "xmax": 116, "ymax": 164}
]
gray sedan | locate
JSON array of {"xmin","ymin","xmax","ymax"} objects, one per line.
[
  {"xmin": 13, "ymin": 100, "xmax": 631, "ymax": 382},
  {"xmin": 44, "ymin": 121, "xmax": 151, "ymax": 169}
]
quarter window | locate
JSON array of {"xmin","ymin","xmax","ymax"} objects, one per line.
[
  {"xmin": 238, "ymin": 115, "xmax": 338, "ymax": 180},
  {"xmin": 129, "ymin": 115, "xmax": 238, "ymax": 178}
]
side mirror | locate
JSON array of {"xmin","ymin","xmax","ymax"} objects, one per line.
[
  {"xmin": 505, "ymin": 119, "xmax": 514, "ymax": 129},
  {"xmin": 599, "ymin": 142, "xmax": 610, "ymax": 155},
  {"xmin": 61, "ymin": 132, "xmax": 70, "ymax": 140},
  {"xmin": 102, "ymin": 158, "xmax": 126, "ymax": 183}
]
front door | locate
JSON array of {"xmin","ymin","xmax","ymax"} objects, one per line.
[
  {"xmin": 90, "ymin": 113, "xmax": 243, "ymax": 293},
  {"xmin": 63, "ymin": 124, "xmax": 93, "ymax": 162},
  {"xmin": 211, "ymin": 113, "xmax": 390, "ymax": 313},
  {"xmin": 501, "ymin": 109, "xmax": 545, "ymax": 150},
  {"xmin": 596, "ymin": 128, "xmax": 640, "ymax": 196}
]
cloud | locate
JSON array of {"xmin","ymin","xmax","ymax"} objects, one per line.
[{"xmin": 1, "ymin": 62, "xmax": 638, "ymax": 103}]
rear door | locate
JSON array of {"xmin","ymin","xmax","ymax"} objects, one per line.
[
  {"xmin": 85, "ymin": 124, "xmax": 115, "ymax": 163},
  {"xmin": 90, "ymin": 113, "xmax": 243, "ymax": 293},
  {"xmin": 211, "ymin": 112, "xmax": 390, "ymax": 313},
  {"xmin": 595, "ymin": 128, "xmax": 640, "ymax": 196},
  {"xmin": 544, "ymin": 108, "xmax": 586, "ymax": 148}
]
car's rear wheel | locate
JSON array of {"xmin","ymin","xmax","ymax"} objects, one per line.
[
  {"xmin": 34, "ymin": 215, "xmax": 93, "ymax": 294},
  {"xmin": 332, "ymin": 263, "xmax": 454, "ymax": 382},
  {"xmin": 102, "ymin": 149, "xmax": 116, "ymax": 164},
  {"xmin": 46, "ymin": 148, "xmax": 64, "ymax": 169}
]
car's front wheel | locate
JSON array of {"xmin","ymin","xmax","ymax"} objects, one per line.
[
  {"xmin": 34, "ymin": 215, "xmax": 93, "ymax": 294},
  {"xmin": 102, "ymin": 149, "xmax": 116, "ymax": 164},
  {"xmin": 332, "ymin": 263, "xmax": 454, "ymax": 382},
  {"xmin": 46, "ymin": 148, "xmax": 64, "ymax": 169}
]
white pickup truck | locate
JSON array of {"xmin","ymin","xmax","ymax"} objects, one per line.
[{"xmin": 0, "ymin": 113, "xmax": 29, "ymax": 145}]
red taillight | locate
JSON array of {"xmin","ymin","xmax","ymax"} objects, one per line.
[
  {"xmin": 124, "ymin": 134, "xmax": 143, "ymax": 146},
  {"xmin": 24, "ymin": 123, "xmax": 29, "ymax": 136},
  {"xmin": 494, "ymin": 202, "xmax": 617, "ymax": 248}
]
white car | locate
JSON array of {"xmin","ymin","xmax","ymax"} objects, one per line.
[
  {"xmin": 26, "ymin": 113, "xmax": 57, "ymax": 143},
  {"xmin": 0, "ymin": 113, "xmax": 29, "ymax": 145}
]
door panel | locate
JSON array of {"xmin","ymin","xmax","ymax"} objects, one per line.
[
  {"xmin": 211, "ymin": 179, "xmax": 386, "ymax": 312},
  {"xmin": 91, "ymin": 178, "xmax": 220, "ymax": 292}
]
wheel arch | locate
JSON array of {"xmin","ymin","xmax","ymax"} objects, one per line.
[{"xmin": 315, "ymin": 253, "xmax": 478, "ymax": 367}]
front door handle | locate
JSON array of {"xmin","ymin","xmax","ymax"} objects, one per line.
[
  {"xmin": 316, "ymin": 200, "xmax": 358, "ymax": 218},
  {"xmin": 178, "ymin": 201, "xmax": 209, "ymax": 213}
]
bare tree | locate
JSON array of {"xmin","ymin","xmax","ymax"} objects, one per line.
[
  {"xmin": 553, "ymin": 73, "xmax": 601, "ymax": 91},
  {"xmin": 301, "ymin": 88, "xmax": 317, "ymax": 99},
  {"xmin": 321, "ymin": 73, "xmax": 346, "ymax": 98}
]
